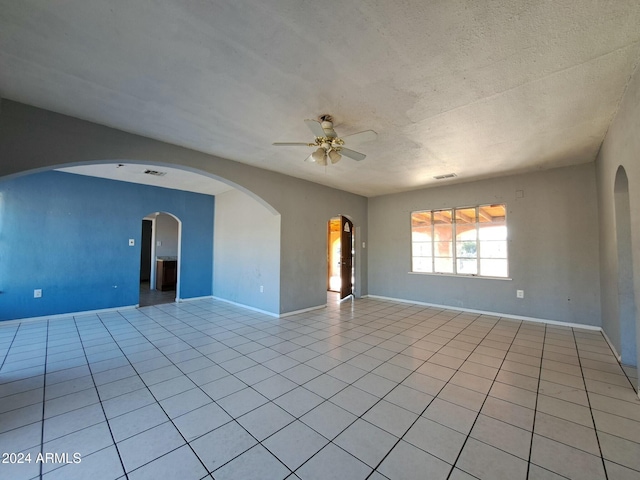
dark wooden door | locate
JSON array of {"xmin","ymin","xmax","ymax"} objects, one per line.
[
  {"xmin": 340, "ymin": 216, "xmax": 354, "ymax": 299},
  {"xmin": 140, "ymin": 220, "xmax": 152, "ymax": 282}
]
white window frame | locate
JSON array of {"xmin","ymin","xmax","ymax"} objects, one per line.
[{"xmin": 410, "ymin": 204, "xmax": 509, "ymax": 278}]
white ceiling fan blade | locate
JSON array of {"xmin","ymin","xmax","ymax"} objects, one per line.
[
  {"xmin": 341, "ymin": 130, "xmax": 377, "ymax": 145},
  {"xmin": 304, "ymin": 119, "xmax": 326, "ymax": 138},
  {"xmin": 272, "ymin": 142, "xmax": 310, "ymax": 146},
  {"xmin": 341, "ymin": 148, "xmax": 366, "ymax": 161}
]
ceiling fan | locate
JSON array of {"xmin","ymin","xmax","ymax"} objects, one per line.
[{"xmin": 273, "ymin": 115, "xmax": 377, "ymax": 165}]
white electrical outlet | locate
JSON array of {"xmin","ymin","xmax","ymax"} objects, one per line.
[
  {"xmin": 34, "ymin": 289, "xmax": 42, "ymax": 298},
  {"xmin": 516, "ymin": 290, "xmax": 524, "ymax": 299},
  {"xmin": 260, "ymin": 285, "xmax": 264, "ymax": 293}
]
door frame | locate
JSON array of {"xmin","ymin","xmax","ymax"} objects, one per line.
[
  {"xmin": 327, "ymin": 215, "xmax": 355, "ymax": 300},
  {"xmin": 614, "ymin": 166, "xmax": 638, "ymax": 366},
  {"xmin": 141, "ymin": 212, "xmax": 182, "ymax": 302},
  {"xmin": 327, "ymin": 217, "xmax": 341, "ymax": 292}
]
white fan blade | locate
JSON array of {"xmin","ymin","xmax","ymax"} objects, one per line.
[
  {"xmin": 273, "ymin": 142, "xmax": 310, "ymax": 146},
  {"xmin": 341, "ymin": 130, "xmax": 377, "ymax": 145},
  {"xmin": 304, "ymin": 119, "xmax": 326, "ymax": 138},
  {"xmin": 341, "ymin": 148, "xmax": 366, "ymax": 161}
]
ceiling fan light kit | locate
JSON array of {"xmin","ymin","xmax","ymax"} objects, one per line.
[
  {"xmin": 273, "ymin": 115, "xmax": 377, "ymax": 166},
  {"xmin": 312, "ymin": 147, "xmax": 326, "ymax": 164}
]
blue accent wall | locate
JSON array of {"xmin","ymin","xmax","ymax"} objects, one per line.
[{"xmin": 0, "ymin": 171, "xmax": 214, "ymax": 321}]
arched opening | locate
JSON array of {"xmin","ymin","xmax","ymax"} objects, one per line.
[
  {"xmin": 52, "ymin": 162, "xmax": 282, "ymax": 312},
  {"xmin": 614, "ymin": 166, "xmax": 637, "ymax": 366},
  {"xmin": 139, "ymin": 212, "xmax": 182, "ymax": 307},
  {"xmin": 327, "ymin": 215, "xmax": 355, "ymax": 301},
  {"xmin": 56, "ymin": 161, "xmax": 279, "ymax": 214},
  {"xmin": 0, "ymin": 163, "xmax": 225, "ymax": 320},
  {"xmin": 328, "ymin": 218, "xmax": 342, "ymax": 292}
]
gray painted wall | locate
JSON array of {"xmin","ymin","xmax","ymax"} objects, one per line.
[
  {"xmin": 155, "ymin": 213, "xmax": 179, "ymax": 258},
  {"xmin": 213, "ymin": 189, "xmax": 280, "ymax": 314},
  {"xmin": 276, "ymin": 183, "xmax": 368, "ymax": 312},
  {"xmin": 368, "ymin": 164, "xmax": 601, "ymax": 326},
  {"xmin": 596, "ymin": 64, "xmax": 640, "ymax": 368},
  {"xmin": 0, "ymin": 100, "xmax": 368, "ymax": 315}
]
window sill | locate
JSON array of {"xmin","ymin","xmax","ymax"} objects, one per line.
[{"xmin": 408, "ymin": 272, "xmax": 512, "ymax": 281}]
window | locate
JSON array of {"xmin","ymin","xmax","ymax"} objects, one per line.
[{"xmin": 411, "ymin": 204, "xmax": 508, "ymax": 277}]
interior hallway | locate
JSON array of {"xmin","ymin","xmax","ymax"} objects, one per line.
[
  {"xmin": 138, "ymin": 282, "xmax": 176, "ymax": 308},
  {"xmin": 0, "ymin": 296, "xmax": 639, "ymax": 479}
]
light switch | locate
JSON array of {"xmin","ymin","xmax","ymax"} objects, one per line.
[{"xmin": 129, "ymin": 239, "xmax": 135, "ymax": 246}]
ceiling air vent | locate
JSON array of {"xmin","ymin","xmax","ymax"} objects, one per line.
[
  {"xmin": 144, "ymin": 169, "xmax": 167, "ymax": 177},
  {"xmin": 433, "ymin": 173, "xmax": 457, "ymax": 180}
]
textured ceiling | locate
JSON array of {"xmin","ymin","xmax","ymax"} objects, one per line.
[
  {"xmin": 2, "ymin": 1, "xmax": 640, "ymax": 197},
  {"xmin": 57, "ymin": 163, "xmax": 234, "ymax": 196}
]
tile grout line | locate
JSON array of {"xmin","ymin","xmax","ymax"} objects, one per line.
[
  {"xmin": 223, "ymin": 308, "xmax": 467, "ymax": 475},
  {"xmin": 0, "ymin": 324, "xmax": 21, "ymax": 373},
  {"xmin": 366, "ymin": 334, "xmax": 472, "ymax": 476},
  {"xmin": 292, "ymin": 317, "xmax": 616, "ymax": 480},
  {"xmin": 96, "ymin": 309, "xmax": 263, "ymax": 478},
  {"xmin": 525, "ymin": 323, "xmax": 546, "ymax": 479},
  {"xmin": 252, "ymin": 308, "xmax": 469, "ymax": 477},
  {"xmin": 4, "ymin": 307, "xmax": 267, "ymax": 476},
  {"xmin": 35, "ymin": 320, "xmax": 50, "ymax": 479},
  {"xmin": 528, "ymin": 330, "xmax": 619, "ymax": 461},
  {"xmin": 443, "ymin": 317, "xmax": 527, "ymax": 480},
  {"xmin": 153, "ymin": 306, "xmax": 305, "ymax": 477},
  {"xmin": 290, "ymin": 309, "xmax": 470, "ymax": 478},
  {"xmin": 65, "ymin": 315, "xmax": 130, "ymax": 480},
  {"xmin": 352, "ymin": 312, "xmax": 515, "ymax": 479},
  {"xmin": 99, "ymin": 311, "xmax": 218, "ymax": 474},
  {"xmin": 189, "ymin": 305, "xmax": 445, "ymax": 427},
  {"xmin": 43, "ymin": 323, "xmax": 224, "ymax": 460},
  {"xmin": 4, "ymin": 297, "xmax": 638, "ymax": 480},
  {"xmin": 572, "ymin": 328, "xmax": 609, "ymax": 480},
  {"xmin": 597, "ymin": 329, "xmax": 639, "ymax": 396}
]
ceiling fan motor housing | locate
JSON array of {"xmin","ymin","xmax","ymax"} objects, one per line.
[{"xmin": 318, "ymin": 115, "xmax": 337, "ymax": 137}]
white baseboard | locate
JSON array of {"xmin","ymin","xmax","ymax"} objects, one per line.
[
  {"xmin": 177, "ymin": 295, "xmax": 214, "ymax": 303},
  {"xmin": 279, "ymin": 304, "xmax": 327, "ymax": 318},
  {"xmin": 186, "ymin": 296, "xmax": 326, "ymax": 319},
  {"xmin": 366, "ymin": 295, "xmax": 602, "ymax": 331},
  {"xmin": 600, "ymin": 329, "xmax": 622, "ymax": 362},
  {"xmin": 0, "ymin": 305, "xmax": 139, "ymax": 326},
  {"xmin": 211, "ymin": 296, "xmax": 279, "ymax": 317}
]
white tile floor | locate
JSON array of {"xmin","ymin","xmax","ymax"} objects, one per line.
[{"xmin": 1, "ymin": 295, "xmax": 639, "ymax": 480}]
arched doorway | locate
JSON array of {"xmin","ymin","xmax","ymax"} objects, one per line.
[
  {"xmin": 614, "ymin": 166, "xmax": 637, "ymax": 366},
  {"xmin": 327, "ymin": 215, "xmax": 354, "ymax": 300},
  {"xmin": 139, "ymin": 212, "xmax": 182, "ymax": 307}
]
